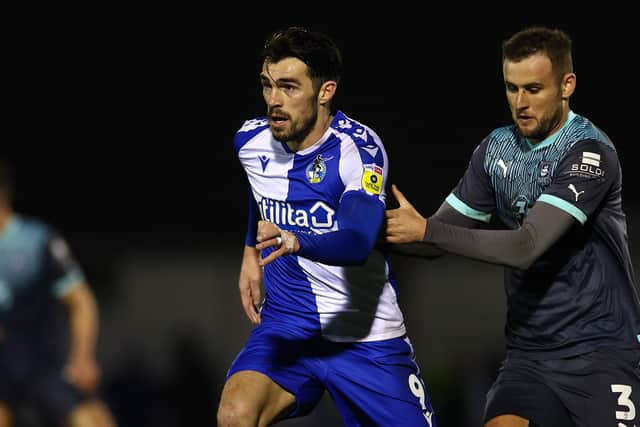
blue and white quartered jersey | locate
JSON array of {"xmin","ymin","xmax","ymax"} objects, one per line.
[
  {"xmin": 0, "ymin": 215, "xmax": 84, "ymax": 362},
  {"xmin": 234, "ymin": 110, "xmax": 405, "ymax": 343},
  {"xmin": 447, "ymin": 111, "xmax": 640, "ymax": 358}
]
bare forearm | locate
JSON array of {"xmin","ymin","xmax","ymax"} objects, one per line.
[{"xmin": 65, "ymin": 284, "xmax": 99, "ymax": 359}]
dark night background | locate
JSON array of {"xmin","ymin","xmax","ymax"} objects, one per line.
[{"xmin": 4, "ymin": 6, "xmax": 639, "ymax": 427}]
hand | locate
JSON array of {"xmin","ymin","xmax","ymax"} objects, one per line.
[
  {"xmin": 385, "ymin": 184, "xmax": 428, "ymax": 244},
  {"xmin": 64, "ymin": 354, "xmax": 101, "ymax": 393},
  {"xmin": 239, "ymin": 246, "xmax": 263, "ymax": 325},
  {"xmin": 255, "ymin": 220, "xmax": 299, "ymax": 267}
]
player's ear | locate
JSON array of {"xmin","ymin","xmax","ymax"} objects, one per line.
[
  {"xmin": 561, "ymin": 73, "xmax": 576, "ymax": 99},
  {"xmin": 318, "ymin": 81, "xmax": 337, "ymax": 105}
]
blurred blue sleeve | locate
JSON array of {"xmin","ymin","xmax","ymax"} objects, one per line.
[{"xmin": 244, "ymin": 190, "xmax": 259, "ymax": 247}]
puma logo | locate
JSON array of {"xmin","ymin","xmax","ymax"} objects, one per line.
[
  {"xmin": 568, "ymin": 184, "xmax": 585, "ymax": 201},
  {"xmin": 497, "ymin": 159, "xmax": 508, "ymax": 177}
]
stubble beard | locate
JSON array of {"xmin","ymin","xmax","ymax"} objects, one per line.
[
  {"xmin": 516, "ymin": 104, "xmax": 564, "ymax": 142},
  {"xmin": 271, "ymin": 104, "xmax": 318, "ymax": 145}
]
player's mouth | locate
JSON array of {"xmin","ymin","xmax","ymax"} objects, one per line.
[
  {"xmin": 516, "ymin": 115, "xmax": 535, "ymax": 125},
  {"xmin": 269, "ymin": 115, "xmax": 289, "ymax": 128}
]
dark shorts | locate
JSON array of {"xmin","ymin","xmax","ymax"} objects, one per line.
[
  {"xmin": 483, "ymin": 349, "xmax": 640, "ymax": 427},
  {"xmin": 227, "ymin": 323, "xmax": 437, "ymax": 427},
  {"xmin": 0, "ymin": 350, "xmax": 88, "ymax": 426}
]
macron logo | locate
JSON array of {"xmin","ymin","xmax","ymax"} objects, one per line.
[
  {"xmin": 258, "ymin": 155, "xmax": 270, "ymax": 172},
  {"xmin": 568, "ymin": 184, "xmax": 585, "ymax": 201}
]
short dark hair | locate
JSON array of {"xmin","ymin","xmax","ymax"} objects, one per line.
[
  {"xmin": 0, "ymin": 159, "xmax": 14, "ymax": 204},
  {"xmin": 502, "ymin": 26, "xmax": 573, "ymax": 80},
  {"xmin": 261, "ymin": 26, "xmax": 343, "ymax": 87}
]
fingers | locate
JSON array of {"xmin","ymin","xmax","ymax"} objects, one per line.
[
  {"xmin": 259, "ymin": 246, "xmax": 285, "ymax": 267},
  {"xmin": 241, "ymin": 288, "xmax": 261, "ymax": 324},
  {"xmin": 255, "ymin": 236, "xmax": 281, "ymax": 251},
  {"xmin": 391, "ymin": 184, "xmax": 413, "ymax": 209},
  {"xmin": 243, "ymin": 300, "xmax": 260, "ymax": 325},
  {"xmin": 250, "ymin": 283, "xmax": 262, "ymax": 324},
  {"xmin": 384, "ymin": 220, "xmax": 400, "ymax": 242},
  {"xmin": 385, "ymin": 234, "xmax": 403, "ymax": 244},
  {"xmin": 64, "ymin": 364, "xmax": 100, "ymax": 393},
  {"xmin": 257, "ymin": 220, "xmax": 280, "ymax": 243}
]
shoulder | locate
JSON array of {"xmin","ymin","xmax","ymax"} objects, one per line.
[
  {"xmin": 331, "ymin": 111, "xmax": 384, "ymax": 148},
  {"xmin": 565, "ymin": 113, "xmax": 616, "ymax": 152},
  {"xmin": 330, "ymin": 111, "xmax": 387, "ymax": 165},
  {"xmin": 233, "ymin": 117, "xmax": 270, "ymax": 152},
  {"xmin": 474, "ymin": 124, "xmax": 522, "ymax": 158},
  {"xmin": 13, "ymin": 215, "xmax": 49, "ymax": 238},
  {"xmin": 5, "ymin": 215, "xmax": 55, "ymax": 254},
  {"xmin": 486, "ymin": 124, "xmax": 518, "ymax": 144},
  {"xmin": 469, "ymin": 125, "xmax": 515, "ymax": 157}
]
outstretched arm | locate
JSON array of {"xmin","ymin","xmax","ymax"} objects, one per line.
[
  {"xmin": 425, "ymin": 201, "xmax": 574, "ymax": 269},
  {"xmin": 385, "ymin": 185, "xmax": 575, "ymax": 269}
]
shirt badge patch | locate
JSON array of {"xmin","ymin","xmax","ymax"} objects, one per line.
[
  {"xmin": 537, "ymin": 161, "xmax": 554, "ymax": 185},
  {"xmin": 362, "ymin": 164, "xmax": 383, "ymax": 195},
  {"xmin": 306, "ymin": 154, "xmax": 327, "ymax": 184},
  {"xmin": 581, "ymin": 151, "xmax": 601, "ymax": 167}
]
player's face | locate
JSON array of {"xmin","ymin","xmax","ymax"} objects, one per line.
[
  {"xmin": 260, "ymin": 58, "xmax": 319, "ymax": 144},
  {"xmin": 503, "ymin": 53, "xmax": 573, "ymax": 143}
]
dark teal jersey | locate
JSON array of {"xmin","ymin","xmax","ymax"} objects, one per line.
[
  {"xmin": 447, "ymin": 111, "xmax": 640, "ymax": 359},
  {"xmin": 0, "ymin": 215, "xmax": 84, "ymax": 366}
]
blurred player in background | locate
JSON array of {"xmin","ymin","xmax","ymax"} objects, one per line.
[
  {"xmin": 216, "ymin": 27, "xmax": 437, "ymax": 426},
  {"xmin": 0, "ymin": 159, "xmax": 118, "ymax": 427}
]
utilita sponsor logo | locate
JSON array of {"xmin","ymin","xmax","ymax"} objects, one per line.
[{"xmin": 259, "ymin": 198, "xmax": 335, "ymax": 228}]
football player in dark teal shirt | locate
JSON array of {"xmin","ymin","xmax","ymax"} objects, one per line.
[{"xmin": 386, "ymin": 26, "xmax": 640, "ymax": 427}]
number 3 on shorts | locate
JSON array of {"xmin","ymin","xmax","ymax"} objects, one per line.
[{"xmin": 611, "ymin": 384, "xmax": 636, "ymax": 425}]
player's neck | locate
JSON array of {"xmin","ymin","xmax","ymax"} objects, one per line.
[
  {"xmin": 290, "ymin": 113, "xmax": 333, "ymax": 152},
  {"xmin": 0, "ymin": 206, "xmax": 12, "ymax": 234}
]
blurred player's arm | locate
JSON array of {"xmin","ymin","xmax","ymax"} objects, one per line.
[
  {"xmin": 239, "ymin": 189, "xmax": 263, "ymax": 325},
  {"xmin": 60, "ymin": 281, "xmax": 101, "ymax": 393},
  {"xmin": 47, "ymin": 231, "xmax": 102, "ymax": 393},
  {"xmin": 257, "ymin": 190, "xmax": 383, "ymax": 266}
]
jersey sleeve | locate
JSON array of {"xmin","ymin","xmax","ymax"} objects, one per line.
[
  {"xmin": 296, "ymin": 127, "xmax": 387, "ymax": 265},
  {"xmin": 446, "ymin": 138, "xmax": 495, "ymax": 223},
  {"xmin": 338, "ymin": 127, "xmax": 387, "ymax": 203},
  {"xmin": 44, "ymin": 229, "xmax": 85, "ymax": 298},
  {"xmin": 245, "ymin": 188, "xmax": 259, "ymax": 247},
  {"xmin": 537, "ymin": 139, "xmax": 618, "ymax": 224}
]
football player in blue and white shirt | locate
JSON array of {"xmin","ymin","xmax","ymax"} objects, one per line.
[{"xmin": 217, "ymin": 27, "xmax": 437, "ymax": 427}]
